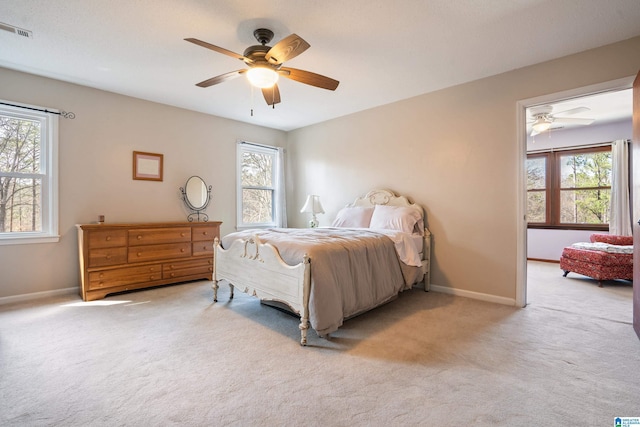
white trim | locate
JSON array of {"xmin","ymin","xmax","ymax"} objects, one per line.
[
  {"xmin": 0, "ymin": 100, "xmax": 59, "ymax": 244},
  {"xmin": 0, "ymin": 235, "xmax": 60, "ymax": 245},
  {"xmin": 515, "ymin": 75, "xmax": 635, "ymax": 308},
  {"xmin": 236, "ymin": 141, "xmax": 279, "ymax": 229},
  {"xmin": 0, "ymin": 287, "xmax": 76, "ymax": 306},
  {"xmin": 429, "ymin": 284, "xmax": 516, "ymax": 306},
  {"xmin": 515, "ymin": 97, "xmax": 528, "ymax": 308}
]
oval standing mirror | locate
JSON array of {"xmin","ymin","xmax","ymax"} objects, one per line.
[
  {"xmin": 186, "ymin": 176, "xmax": 207, "ymax": 210},
  {"xmin": 180, "ymin": 176, "xmax": 211, "ymax": 222}
]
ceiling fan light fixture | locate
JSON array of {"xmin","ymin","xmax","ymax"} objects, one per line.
[
  {"xmin": 246, "ymin": 67, "xmax": 279, "ymax": 88},
  {"xmin": 532, "ymin": 118, "xmax": 552, "ymax": 133}
]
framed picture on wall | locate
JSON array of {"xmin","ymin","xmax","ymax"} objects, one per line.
[{"xmin": 133, "ymin": 151, "xmax": 163, "ymax": 181}]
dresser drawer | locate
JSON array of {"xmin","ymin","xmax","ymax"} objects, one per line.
[
  {"xmin": 128, "ymin": 242, "xmax": 191, "ymax": 263},
  {"xmin": 89, "ymin": 264, "xmax": 162, "ymax": 290},
  {"xmin": 88, "ymin": 247, "xmax": 128, "ymax": 267},
  {"xmin": 163, "ymin": 258, "xmax": 213, "ymax": 279},
  {"xmin": 192, "ymin": 225, "xmax": 218, "ymax": 242},
  {"xmin": 129, "ymin": 227, "xmax": 191, "ymax": 246},
  {"xmin": 192, "ymin": 241, "xmax": 214, "ymax": 256},
  {"xmin": 88, "ymin": 230, "xmax": 127, "ymax": 248}
]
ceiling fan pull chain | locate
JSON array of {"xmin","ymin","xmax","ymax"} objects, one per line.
[{"xmin": 251, "ymin": 85, "xmax": 254, "ymax": 116}]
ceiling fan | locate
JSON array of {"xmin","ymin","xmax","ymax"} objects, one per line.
[
  {"xmin": 527, "ymin": 105, "xmax": 595, "ymax": 136},
  {"xmin": 185, "ymin": 29, "xmax": 339, "ymax": 107}
]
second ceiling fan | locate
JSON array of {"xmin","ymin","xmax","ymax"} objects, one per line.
[
  {"xmin": 528, "ymin": 105, "xmax": 595, "ymax": 136},
  {"xmin": 185, "ymin": 28, "xmax": 339, "ymax": 107}
]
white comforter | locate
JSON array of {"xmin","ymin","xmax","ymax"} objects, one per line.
[{"xmin": 221, "ymin": 227, "xmax": 421, "ymax": 335}]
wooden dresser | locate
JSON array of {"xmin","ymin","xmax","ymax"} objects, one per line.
[{"xmin": 77, "ymin": 221, "xmax": 221, "ymax": 301}]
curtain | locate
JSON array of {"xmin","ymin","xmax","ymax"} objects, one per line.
[
  {"xmin": 275, "ymin": 147, "xmax": 288, "ymax": 228},
  {"xmin": 610, "ymin": 139, "xmax": 632, "ymax": 236}
]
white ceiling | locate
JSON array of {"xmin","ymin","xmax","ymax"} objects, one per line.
[{"xmin": 1, "ymin": 0, "xmax": 640, "ymax": 131}]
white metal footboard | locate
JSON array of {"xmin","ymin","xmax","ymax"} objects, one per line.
[{"xmin": 213, "ymin": 236, "xmax": 312, "ymax": 345}]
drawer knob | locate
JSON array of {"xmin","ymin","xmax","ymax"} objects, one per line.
[
  {"xmin": 137, "ymin": 235, "xmax": 142, "ymax": 240},
  {"xmin": 99, "ymin": 281, "xmax": 104, "ymax": 286},
  {"xmin": 181, "ymin": 233, "xmax": 185, "ymax": 237},
  {"xmin": 203, "ymin": 246, "xmax": 207, "ymax": 250},
  {"xmin": 106, "ymin": 236, "xmax": 111, "ymax": 241},
  {"xmin": 99, "ymin": 273, "xmax": 104, "ymax": 278},
  {"xmin": 106, "ymin": 255, "xmax": 112, "ymax": 260},
  {"xmin": 203, "ymin": 231, "xmax": 208, "ymax": 235},
  {"xmin": 208, "ymin": 267, "xmax": 213, "ymax": 272},
  {"xmin": 170, "ymin": 265, "xmax": 175, "ymax": 269},
  {"xmin": 137, "ymin": 252, "xmax": 141, "ymax": 257},
  {"xmin": 181, "ymin": 248, "xmax": 185, "ymax": 252},
  {"xmin": 171, "ymin": 273, "xmax": 175, "ymax": 278}
]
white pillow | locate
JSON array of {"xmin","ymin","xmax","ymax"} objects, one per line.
[
  {"xmin": 370, "ymin": 205, "xmax": 422, "ymax": 233},
  {"xmin": 331, "ymin": 206, "xmax": 374, "ymax": 228}
]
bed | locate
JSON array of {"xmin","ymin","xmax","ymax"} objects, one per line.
[{"xmin": 212, "ymin": 189, "xmax": 431, "ymax": 345}]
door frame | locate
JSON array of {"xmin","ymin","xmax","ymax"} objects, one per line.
[{"xmin": 515, "ymin": 76, "xmax": 636, "ymax": 308}]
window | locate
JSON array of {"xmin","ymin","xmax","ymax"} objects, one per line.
[
  {"xmin": 526, "ymin": 146, "xmax": 611, "ymax": 230},
  {"xmin": 237, "ymin": 142, "xmax": 282, "ymax": 228},
  {"xmin": 0, "ymin": 101, "xmax": 58, "ymax": 244}
]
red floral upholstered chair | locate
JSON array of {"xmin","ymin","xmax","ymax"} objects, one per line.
[{"xmin": 559, "ymin": 234, "xmax": 633, "ymax": 287}]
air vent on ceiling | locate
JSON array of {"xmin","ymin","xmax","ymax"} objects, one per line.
[{"xmin": 0, "ymin": 22, "xmax": 33, "ymax": 38}]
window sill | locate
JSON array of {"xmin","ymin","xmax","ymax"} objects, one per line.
[
  {"xmin": 236, "ymin": 224, "xmax": 277, "ymax": 231},
  {"xmin": 0, "ymin": 235, "xmax": 60, "ymax": 246},
  {"xmin": 527, "ymin": 224, "xmax": 609, "ymax": 231}
]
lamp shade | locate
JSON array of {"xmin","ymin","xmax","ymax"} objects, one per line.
[
  {"xmin": 246, "ymin": 67, "xmax": 279, "ymax": 89},
  {"xmin": 300, "ymin": 195, "xmax": 325, "ymax": 214}
]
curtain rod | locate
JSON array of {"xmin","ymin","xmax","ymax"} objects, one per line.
[
  {"xmin": 239, "ymin": 141, "xmax": 280, "ymax": 150},
  {"xmin": 0, "ymin": 101, "xmax": 76, "ymax": 119},
  {"xmin": 527, "ymin": 140, "xmax": 628, "ymax": 154}
]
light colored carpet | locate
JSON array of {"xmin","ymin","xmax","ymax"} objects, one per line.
[{"xmin": 1, "ymin": 261, "xmax": 639, "ymax": 426}]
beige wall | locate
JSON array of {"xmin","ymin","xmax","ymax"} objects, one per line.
[
  {"xmin": 287, "ymin": 36, "xmax": 640, "ymax": 301},
  {"xmin": 2, "ymin": 36, "xmax": 640, "ymax": 302},
  {"xmin": 0, "ymin": 67, "xmax": 286, "ymax": 299}
]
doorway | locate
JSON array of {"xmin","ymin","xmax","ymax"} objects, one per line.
[{"xmin": 516, "ymin": 77, "xmax": 636, "ymax": 308}]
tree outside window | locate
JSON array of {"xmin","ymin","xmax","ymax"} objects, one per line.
[
  {"xmin": 559, "ymin": 151, "xmax": 611, "ymax": 224},
  {"xmin": 237, "ymin": 143, "xmax": 280, "ymax": 228},
  {"xmin": 0, "ymin": 115, "xmax": 42, "ymax": 233},
  {"xmin": 526, "ymin": 146, "xmax": 611, "ymax": 230},
  {"xmin": 241, "ymin": 149, "xmax": 274, "ymax": 224},
  {"xmin": 0, "ymin": 101, "xmax": 58, "ymax": 244}
]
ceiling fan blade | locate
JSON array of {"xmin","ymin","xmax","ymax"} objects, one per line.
[
  {"xmin": 262, "ymin": 84, "xmax": 282, "ymax": 106},
  {"xmin": 552, "ymin": 106, "xmax": 590, "ymax": 116},
  {"xmin": 185, "ymin": 38, "xmax": 251, "ymax": 63},
  {"xmin": 530, "ymin": 129, "xmax": 540, "ymax": 136},
  {"xmin": 265, "ymin": 34, "xmax": 310, "ymax": 64},
  {"xmin": 279, "ymin": 67, "xmax": 339, "ymax": 91},
  {"xmin": 552, "ymin": 117, "xmax": 595, "ymax": 125},
  {"xmin": 195, "ymin": 69, "xmax": 247, "ymax": 88}
]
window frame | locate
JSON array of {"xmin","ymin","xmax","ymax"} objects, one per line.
[
  {"xmin": 0, "ymin": 101, "xmax": 59, "ymax": 245},
  {"xmin": 236, "ymin": 142, "xmax": 280, "ymax": 230},
  {"xmin": 527, "ymin": 145, "xmax": 611, "ymax": 231}
]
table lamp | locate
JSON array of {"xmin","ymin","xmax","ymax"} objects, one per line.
[{"xmin": 300, "ymin": 195, "xmax": 324, "ymax": 228}]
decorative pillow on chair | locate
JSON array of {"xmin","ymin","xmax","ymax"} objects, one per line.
[
  {"xmin": 331, "ymin": 206, "xmax": 374, "ymax": 228},
  {"xmin": 369, "ymin": 204, "xmax": 423, "ymax": 233},
  {"xmin": 590, "ymin": 234, "xmax": 633, "ymax": 246}
]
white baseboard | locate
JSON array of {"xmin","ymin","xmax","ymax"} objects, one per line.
[
  {"xmin": 429, "ymin": 284, "xmax": 516, "ymax": 306},
  {"xmin": 2, "ymin": 284, "xmax": 517, "ymax": 307},
  {"xmin": 0, "ymin": 287, "xmax": 77, "ymax": 306}
]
